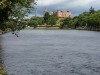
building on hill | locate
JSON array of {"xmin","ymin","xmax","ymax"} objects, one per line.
[
  {"xmin": 44, "ymin": 8, "xmax": 72, "ymax": 19},
  {"xmin": 53, "ymin": 10, "xmax": 71, "ymax": 19}
]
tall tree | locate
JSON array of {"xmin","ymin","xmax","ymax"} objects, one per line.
[
  {"xmin": 28, "ymin": 17, "xmax": 44, "ymax": 28},
  {"xmin": 48, "ymin": 15, "xmax": 58, "ymax": 26},
  {"xmin": 44, "ymin": 12, "xmax": 50, "ymax": 24},
  {"xmin": 0, "ymin": 0, "xmax": 34, "ymax": 31},
  {"xmin": 89, "ymin": 6, "xmax": 95, "ymax": 14}
]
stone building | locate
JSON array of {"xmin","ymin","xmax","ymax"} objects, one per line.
[
  {"xmin": 44, "ymin": 8, "xmax": 72, "ymax": 19},
  {"xmin": 53, "ymin": 10, "xmax": 71, "ymax": 19}
]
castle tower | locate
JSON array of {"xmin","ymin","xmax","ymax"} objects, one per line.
[
  {"xmin": 35, "ymin": 8, "xmax": 37, "ymax": 17},
  {"xmin": 44, "ymin": 8, "xmax": 48, "ymax": 13}
]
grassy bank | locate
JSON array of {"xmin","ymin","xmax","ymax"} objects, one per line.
[
  {"xmin": 0, "ymin": 31, "xmax": 7, "ymax": 75},
  {"xmin": 0, "ymin": 50, "xmax": 7, "ymax": 75},
  {"xmin": 0, "ymin": 64, "xmax": 6, "ymax": 75}
]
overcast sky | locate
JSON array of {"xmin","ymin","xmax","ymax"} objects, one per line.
[{"xmin": 27, "ymin": 0, "xmax": 100, "ymax": 18}]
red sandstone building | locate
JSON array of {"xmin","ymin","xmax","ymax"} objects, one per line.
[{"xmin": 44, "ymin": 8, "xmax": 72, "ymax": 19}]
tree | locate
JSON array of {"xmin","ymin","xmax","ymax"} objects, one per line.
[
  {"xmin": 89, "ymin": 6, "xmax": 95, "ymax": 14},
  {"xmin": 71, "ymin": 16, "xmax": 79, "ymax": 29},
  {"xmin": 44, "ymin": 12, "xmax": 50, "ymax": 24},
  {"xmin": 48, "ymin": 15, "xmax": 58, "ymax": 26},
  {"xmin": 0, "ymin": 0, "xmax": 34, "ymax": 31},
  {"xmin": 60, "ymin": 7, "xmax": 100, "ymax": 30},
  {"xmin": 60, "ymin": 17, "xmax": 72, "ymax": 29},
  {"xmin": 28, "ymin": 17, "xmax": 44, "ymax": 28}
]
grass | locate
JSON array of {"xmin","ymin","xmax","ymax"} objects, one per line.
[
  {"xmin": 0, "ymin": 32, "xmax": 7, "ymax": 75},
  {"xmin": 0, "ymin": 57, "xmax": 7, "ymax": 75}
]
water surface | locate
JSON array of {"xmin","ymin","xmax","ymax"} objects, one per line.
[{"xmin": 1, "ymin": 30, "xmax": 100, "ymax": 75}]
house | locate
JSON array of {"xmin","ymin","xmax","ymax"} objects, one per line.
[{"xmin": 44, "ymin": 8, "xmax": 72, "ymax": 19}]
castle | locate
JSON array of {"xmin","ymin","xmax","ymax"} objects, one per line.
[{"xmin": 44, "ymin": 8, "xmax": 72, "ymax": 19}]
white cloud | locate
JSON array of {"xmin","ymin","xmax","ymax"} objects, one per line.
[
  {"xmin": 69, "ymin": 0, "xmax": 95, "ymax": 7},
  {"xmin": 32, "ymin": 0, "xmax": 100, "ymax": 16},
  {"xmin": 37, "ymin": 0, "xmax": 65, "ymax": 6},
  {"xmin": 37, "ymin": 0, "xmax": 97, "ymax": 7}
]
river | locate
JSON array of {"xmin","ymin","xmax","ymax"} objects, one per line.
[{"xmin": 0, "ymin": 30, "xmax": 100, "ymax": 75}]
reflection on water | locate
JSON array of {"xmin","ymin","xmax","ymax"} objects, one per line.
[{"xmin": 1, "ymin": 30, "xmax": 100, "ymax": 75}]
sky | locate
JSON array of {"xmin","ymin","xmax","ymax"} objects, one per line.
[{"xmin": 27, "ymin": 0, "xmax": 100, "ymax": 18}]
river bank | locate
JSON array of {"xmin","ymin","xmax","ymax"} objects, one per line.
[
  {"xmin": 0, "ymin": 32, "xmax": 7, "ymax": 75},
  {"xmin": 0, "ymin": 50, "xmax": 7, "ymax": 75},
  {"xmin": 25, "ymin": 26, "xmax": 100, "ymax": 31},
  {"xmin": 0, "ymin": 62, "xmax": 6, "ymax": 75}
]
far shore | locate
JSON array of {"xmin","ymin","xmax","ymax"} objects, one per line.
[{"xmin": 25, "ymin": 26, "xmax": 100, "ymax": 31}]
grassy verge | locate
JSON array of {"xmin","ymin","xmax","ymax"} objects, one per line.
[
  {"xmin": 0, "ymin": 64, "xmax": 6, "ymax": 75},
  {"xmin": 0, "ymin": 31, "xmax": 7, "ymax": 75},
  {"xmin": 0, "ymin": 51, "xmax": 7, "ymax": 75}
]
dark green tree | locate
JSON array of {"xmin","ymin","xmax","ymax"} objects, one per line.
[
  {"xmin": 48, "ymin": 15, "xmax": 58, "ymax": 26},
  {"xmin": 60, "ymin": 17, "xmax": 72, "ymax": 29},
  {"xmin": 28, "ymin": 17, "xmax": 44, "ymax": 28},
  {"xmin": 0, "ymin": 0, "xmax": 34, "ymax": 31},
  {"xmin": 89, "ymin": 6, "xmax": 95, "ymax": 14},
  {"xmin": 44, "ymin": 12, "xmax": 50, "ymax": 24}
]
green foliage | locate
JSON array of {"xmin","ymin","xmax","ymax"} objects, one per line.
[
  {"xmin": 86, "ymin": 11, "xmax": 100, "ymax": 30},
  {"xmin": 48, "ymin": 15, "xmax": 58, "ymax": 26},
  {"xmin": 89, "ymin": 6, "xmax": 95, "ymax": 14},
  {"xmin": 28, "ymin": 17, "xmax": 44, "ymax": 28},
  {"xmin": 0, "ymin": 0, "xmax": 34, "ymax": 31},
  {"xmin": 61, "ymin": 7, "xmax": 100, "ymax": 30},
  {"xmin": 60, "ymin": 17, "xmax": 72, "ymax": 29},
  {"xmin": 44, "ymin": 12, "xmax": 58, "ymax": 26},
  {"xmin": 44, "ymin": 12, "xmax": 50, "ymax": 24}
]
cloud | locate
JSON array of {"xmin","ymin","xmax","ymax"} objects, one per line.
[
  {"xmin": 37, "ymin": 0, "xmax": 65, "ymax": 6},
  {"xmin": 37, "ymin": 0, "xmax": 96, "ymax": 7},
  {"xmin": 67, "ymin": 0, "xmax": 95, "ymax": 7},
  {"xmin": 28, "ymin": 0, "xmax": 100, "ymax": 17}
]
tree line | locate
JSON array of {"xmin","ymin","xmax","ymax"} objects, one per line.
[
  {"xmin": 28, "ymin": 12, "xmax": 58, "ymax": 28},
  {"xmin": 28, "ymin": 6, "xmax": 100, "ymax": 30},
  {"xmin": 60, "ymin": 6, "xmax": 100, "ymax": 30}
]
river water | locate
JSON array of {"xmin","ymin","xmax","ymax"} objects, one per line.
[{"xmin": 0, "ymin": 30, "xmax": 100, "ymax": 75}]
